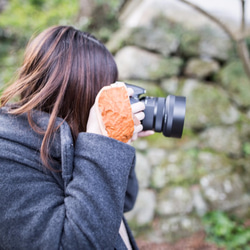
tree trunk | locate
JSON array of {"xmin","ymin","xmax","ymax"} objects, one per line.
[{"xmin": 77, "ymin": 0, "xmax": 96, "ymax": 20}]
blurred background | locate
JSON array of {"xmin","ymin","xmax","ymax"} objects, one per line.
[{"xmin": 1, "ymin": 0, "xmax": 250, "ymax": 249}]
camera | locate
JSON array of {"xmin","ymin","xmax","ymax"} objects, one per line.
[{"xmin": 126, "ymin": 83, "xmax": 186, "ymax": 138}]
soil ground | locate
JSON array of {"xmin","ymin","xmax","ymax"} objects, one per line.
[{"xmin": 136, "ymin": 231, "xmax": 224, "ymax": 250}]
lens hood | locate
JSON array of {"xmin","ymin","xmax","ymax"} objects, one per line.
[{"xmin": 163, "ymin": 95, "xmax": 186, "ymax": 138}]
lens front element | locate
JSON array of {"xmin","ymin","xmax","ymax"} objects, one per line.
[{"xmin": 163, "ymin": 95, "xmax": 186, "ymax": 138}]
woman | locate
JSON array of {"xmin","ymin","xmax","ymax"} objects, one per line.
[{"xmin": 0, "ymin": 26, "xmax": 151, "ymax": 249}]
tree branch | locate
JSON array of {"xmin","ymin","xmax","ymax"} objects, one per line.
[
  {"xmin": 237, "ymin": 41, "xmax": 250, "ymax": 78},
  {"xmin": 241, "ymin": 0, "xmax": 245, "ymax": 32},
  {"xmin": 237, "ymin": 0, "xmax": 250, "ymax": 79},
  {"xmin": 177, "ymin": 0, "xmax": 237, "ymax": 41},
  {"xmin": 177, "ymin": 0, "xmax": 250, "ymax": 79}
]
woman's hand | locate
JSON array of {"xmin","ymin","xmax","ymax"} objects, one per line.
[
  {"xmin": 86, "ymin": 86, "xmax": 154, "ymax": 141},
  {"xmin": 127, "ymin": 88, "xmax": 154, "ymax": 144}
]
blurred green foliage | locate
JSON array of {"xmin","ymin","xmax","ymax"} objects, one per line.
[
  {"xmin": 0, "ymin": 0, "xmax": 78, "ymax": 39},
  {"xmin": 0, "ymin": 0, "xmax": 122, "ymax": 93},
  {"xmin": 0, "ymin": 0, "xmax": 78, "ymax": 93},
  {"xmin": 203, "ymin": 211, "xmax": 250, "ymax": 249},
  {"xmin": 84, "ymin": 0, "xmax": 121, "ymax": 42},
  {"xmin": 243, "ymin": 142, "xmax": 250, "ymax": 156}
]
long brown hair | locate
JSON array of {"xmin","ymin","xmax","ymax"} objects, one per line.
[{"xmin": 0, "ymin": 25, "xmax": 118, "ymax": 170}]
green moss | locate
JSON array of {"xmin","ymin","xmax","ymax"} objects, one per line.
[
  {"xmin": 217, "ymin": 60, "xmax": 250, "ymax": 107},
  {"xmin": 149, "ymin": 57, "xmax": 183, "ymax": 80},
  {"xmin": 184, "ymin": 80, "xmax": 237, "ymax": 129},
  {"xmin": 0, "ymin": 0, "xmax": 79, "ymax": 89},
  {"xmin": 0, "ymin": 0, "xmax": 78, "ymax": 40},
  {"xmin": 179, "ymin": 31, "xmax": 201, "ymax": 57}
]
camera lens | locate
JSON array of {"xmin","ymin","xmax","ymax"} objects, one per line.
[
  {"xmin": 140, "ymin": 95, "xmax": 186, "ymax": 138},
  {"xmin": 163, "ymin": 95, "xmax": 186, "ymax": 138}
]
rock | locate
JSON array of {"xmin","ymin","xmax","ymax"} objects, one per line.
[
  {"xmin": 191, "ymin": 185, "xmax": 208, "ymax": 217},
  {"xmin": 179, "ymin": 26, "xmax": 232, "ymax": 61},
  {"xmin": 125, "ymin": 189, "xmax": 156, "ymax": 226},
  {"xmin": 147, "ymin": 148, "xmax": 183, "ymax": 189},
  {"xmin": 157, "ymin": 187, "xmax": 193, "ymax": 216},
  {"xmin": 156, "ymin": 162, "xmax": 181, "ymax": 186},
  {"xmin": 199, "ymin": 126, "xmax": 241, "ymax": 156},
  {"xmin": 115, "ymin": 46, "xmax": 183, "ymax": 80},
  {"xmin": 128, "ymin": 26, "xmax": 179, "ymax": 56},
  {"xmin": 135, "ymin": 152, "xmax": 152, "ymax": 188},
  {"xmin": 133, "ymin": 139, "xmax": 149, "ymax": 151},
  {"xmin": 151, "ymin": 149, "xmax": 199, "ymax": 187},
  {"xmin": 160, "ymin": 216, "xmax": 203, "ymax": 242},
  {"xmin": 147, "ymin": 148, "xmax": 166, "ymax": 166},
  {"xmin": 247, "ymin": 109, "xmax": 250, "ymax": 120},
  {"xmin": 240, "ymin": 121, "xmax": 250, "ymax": 140},
  {"xmin": 241, "ymin": 158, "xmax": 250, "ymax": 191},
  {"xmin": 160, "ymin": 77, "xmax": 179, "ymax": 94},
  {"xmin": 150, "ymin": 164, "xmax": 168, "ymax": 189},
  {"xmin": 119, "ymin": 0, "xmax": 231, "ymax": 33},
  {"xmin": 120, "ymin": 0, "xmax": 174, "ymax": 29},
  {"xmin": 179, "ymin": 30, "xmax": 200, "ymax": 58},
  {"xmin": 198, "ymin": 27, "xmax": 232, "ymax": 61},
  {"xmin": 220, "ymin": 105, "xmax": 240, "ymax": 125},
  {"xmin": 218, "ymin": 60, "xmax": 250, "ymax": 108},
  {"xmin": 181, "ymin": 79, "xmax": 240, "ymax": 129},
  {"xmin": 184, "ymin": 58, "xmax": 220, "ymax": 79},
  {"xmin": 120, "ymin": 0, "xmax": 232, "ymax": 61},
  {"xmin": 200, "ymin": 172, "xmax": 250, "ymax": 212},
  {"xmin": 197, "ymin": 151, "xmax": 232, "ymax": 174}
]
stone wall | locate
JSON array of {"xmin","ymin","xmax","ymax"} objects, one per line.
[{"xmin": 106, "ymin": 0, "xmax": 250, "ymax": 243}]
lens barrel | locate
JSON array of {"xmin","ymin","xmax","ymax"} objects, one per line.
[{"xmin": 141, "ymin": 95, "xmax": 186, "ymax": 138}]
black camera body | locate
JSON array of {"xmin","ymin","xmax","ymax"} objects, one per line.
[{"xmin": 126, "ymin": 83, "xmax": 186, "ymax": 138}]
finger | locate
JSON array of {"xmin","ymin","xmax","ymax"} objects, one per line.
[
  {"xmin": 131, "ymin": 102, "xmax": 145, "ymax": 114},
  {"xmin": 127, "ymin": 87, "xmax": 134, "ymax": 97},
  {"xmin": 134, "ymin": 111, "xmax": 145, "ymax": 121},
  {"xmin": 133, "ymin": 116, "xmax": 141, "ymax": 126},
  {"xmin": 138, "ymin": 130, "xmax": 155, "ymax": 138},
  {"xmin": 134, "ymin": 124, "xmax": 143, "ymax": 134}
]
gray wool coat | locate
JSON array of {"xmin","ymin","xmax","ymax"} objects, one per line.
[{"xmin": 0, "ymin": 107, "xmax": 139, "ymax": 250}]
